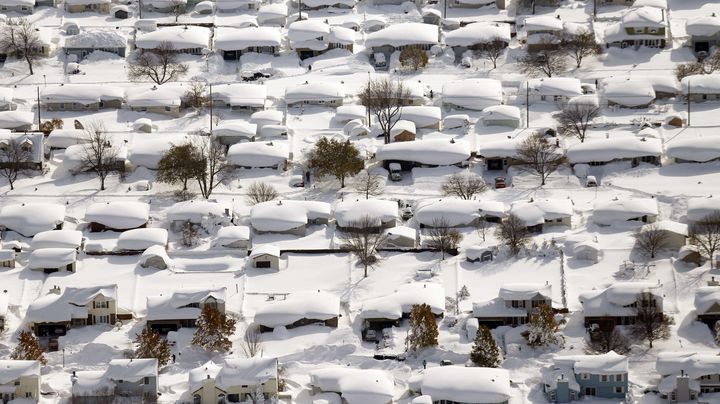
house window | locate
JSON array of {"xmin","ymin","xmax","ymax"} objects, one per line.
[
  {"xmin": 94, "ymin": 315, "xmax": 108, "ymax": 324},
  {"xmin": 94, "ymin": 301, "xmax": 109, "ymax": 309},
  {"xmin": 165, "ymin": 106, "xmax": 172, "ymax": 112},
  {"xmin": 25, "ymin": 392, "xmax": 32, "ymax": 398},
  {"xmin": 615, "ymin": 374, "xmax": 624, "ymax": 382},
  {"xmin": 256, "ymin": 260, "xmax": 272, "ymax": 268},
  {"xmin": 601, "ymin": 375, "xmax": 609, "ymax": 382},
  {"xmin": 144, "ymin": 377, "xmax": 150, "ymax": 384},
  {"xmin": 227, "ymin": 394, "xmax": 240, "ymax": 402},
  {"xmin": 615, "ymin": 386, "xmax": 624, "ymax": 393},
  {"xmin": 14, "ymin": 381, "xmax": 20, "ymax": 385},
  {"xmin": 649, "ymin": 28, "xmax": 657, "ymax": 34},
  {"xmin": 580, "ymin": 373, "xmax": 590, "ymax": 380},
  {"xmin": 193, "ymin": 394, "xmax": 201, "ymax": 404}
]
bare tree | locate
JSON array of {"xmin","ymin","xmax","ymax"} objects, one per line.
[
  {"xmin": 169, "ymin": 0, "xmax": 186, "ymax": 22},
  {"xmin": 675, "ymin": 51, "xmax": 720, "ymax": 80},
  {"xmin": 128, "ymin": 42, "xmax": 189, "ymax": 85},
  {"xmin": 517, "ymin": 48, "xmax": 568, "ymax": 78},
  {"xmin": 340, "ymin": 215, "xmax": 387, "ymax": 277},
  {"xmin": 515, "ymin": 135, "xmax": 565, "ymax": 186},
  {"xmin": 562, "ymin": 30, "xmax": 601, "ymax": 69},
  {"xmin": 183, "ymin": 79, "xmax": 209, "ymax": 109},
  {"xmin": 0, "ymin": 138, "xmax": 31, "ymax": 190},
  {"xmin": 352, "ymin": 169, "xmax": 384, "ymax": 199},
  {"xmin": 426, "ymin": 218, "xmax": 462, "ymax": 260},
  {"xmin": 631, "ymin": 298, "xmax": 673, "ymax": 348},
  {"xmin": 476, "ymin": 217, "xmax": 488, "ymax": 242},
  {"xmin": 689, "ymin": 211, "xmax": 720, "ymax": 269},
  {"xmin": 399, "ymin": 47, "xmax": 428, "ymax": 71},
  {"xmin": 80, "ymin": 122, "xmax": 120, "ymax": 191},
  {"xmin": 585, "ymin": 327, "xmax": 630, "ymax": 355},
  {"xmin": 359, "ymin": 78, "xmax": 410, "ymax": 144},
  {"xmin": 240, "ymin": 324, "xmax": 263, "ymax": 358},
  {"xmin": 245, "ymin": 181, "xmax": 279, "ymax": 205},
  {"xmin": 555, "ymin": 102, "xmax": 601, "ymax": 143},
  {"xmin": 479, "ymin": 40, "xmax": 507, "ymax": 69},
  {"xmin": 496, "ymin": 214, "xmax": 530, "ymax": 256},
  {"xmin": 191, "ymin": 135, "xmax": 228, "ymax": 199},
  {"xmin": 441, "ymin": 172, "xmax": 488, "ymax": 200},
  {"xmin": 634, "ymin": 223, "xmax": 669, "ymax": 259},
  {"xmin": 0, "ymin": 18, "xmax": 43, "ymax": 75}
]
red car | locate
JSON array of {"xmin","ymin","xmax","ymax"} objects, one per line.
[{"xmin": 494, "ymin": 177, "xmax": 506, "ymax": 189}]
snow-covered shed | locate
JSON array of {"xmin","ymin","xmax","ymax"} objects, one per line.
[
  {"xmin": 656, "ymin": 352, "xmax": 720, "ymax": 402},
  {"xmin": 566, "ymin": 137, "xmax": 662, "ymax": 166},
  {"xmin": 382, "ymin": 225, "xmax": 417, "ymax": 248},
  {"xmin": 442, "ymin": 79, "xmax": 503, "ymax": 110},
  {"xmin": 211, "ymin": 83, "xmax": 267, "ymax": 112},
  {"xmin": 601, "ymin": 78, "xmax": 656, "ymax": 108},
  {"xmin": 421, "ymin": 366, "xmax": 511, "ymax": 404},
  {"xmin": 466, "ymin": 245, "xmax": 496, "ymax": 263},
  {"xmin": 375, "ymin": 139, "xmax": 472, "ymax": 169},
  {"xmin": 253, "ymin": 290, "xmax": 340, "ymax": 331},
  {"xmin": 189, "ymin": 358, "xmax": 279, "ymax": 404},
  {"xmin": 249, "ymin": 244, "xmax": 280, "ymax": 270},
  {"xmin": 0, "ymin": 360, "xmax": 41, "ymax": 402},
  {"xmin": 694, "ymin": 286, "xmax": 720, "ymax": 330},
  {"xmin": 573, "ymin": 241, "xmax": 601, "ymax": 264},
  {"xmin": 213, "ymin": 122, "xmax": 258, "ymax": 145},
  {"xmin": 135, "ymin": 25, "xmax": 210, "ymax": 54},
  {"xmin": 687, "ymin": 16, "xmax": 720, "ymax": 54},
  {"xmin": 31, "ymin": 230, "xmax": 83, "ymax": 251},
  {"xmin": 126, "ymin": 85, "xmax": 184, "ymax": 117},
  {"xmin": 544, "ymin": 352, "xmax": 629, "ymax": 402},
  {"xmin": 666, "ymin": 135, "xmax": 720, "ymax": 163},
  {"xmin": 444, "ymin": 22, "xmax": 511, "ymax": 58},
  {"xmin": 214, "ymin": 26, "xmax": 281, "ymax": 60},
  {"xmin": 579, "ymin": 282, "xmax": 663, "ymax": 329},
  {"xmin": 592, "ymin": 198, "xmax": 659, "ymax": 226},
  {"xmin": 0, "ymin": 111, "xmax": 34, "ymax": 130},
  {"xmin": 84, "ymin": 201, "xmax": 150, "ymax": 232},
  {"xmin": 309, "ymin": 368, "xmax": 394, "ymax": 404},
  {"xmin": 250, "ymin": 200, "xmax": 331, "ymax": 235},
  {"xmin": 524, "ymin": 77, "xmax": 584, "ymax": 105},
  {"xmin": 116, "ymin": 228, "xmax": 168, "ymax": 253},
  {"xmin": 678, "ymin": 244, "xmax": 703, "ymax": 266},
  {"xmin": 227, "ymin": 141, "xmax": 289, "ymax": 169},
  {"xmin": 0, "ymin": 203, "xmax": 66, "ymax": 237},
  {"xmin": 63, "ymin": 30, "xmax": 126, "ymax": 59},
  {"xmin": 166, "ymin": 200, "xmax": 233, "ymax": 229},
  {"xmin": 146, "ymin": 288, "xmax": 226, "ymax": 334},
  {"xmin": 510, "ymin": 198, "xmax": 574, "ymax": 232},
  {"xmin": 482, "ymin": 105, "xmax": 521, "ymax": 128},
  {"xmin": 139, "ymin": 245, "xmax": 172, "ymax": 270},
  {"xmin": 681, "ymin": 74, "xmax": 720, "ymax": 102},
  {"xmin": 213, "ymin": 225, "xmax": 251, "ymax": 250},
  {"xmin": 687, "ymin": 196, "xmax": 720, "ymax": 223},
  {"xmin": 365, "ymin": 22, "xmax": 439, "ymax": 56},
  {"xmin": 335, "ymin": 199, "xmax": 399, "ymax": 232},
  {"xmin": 285, "ymin": 82, "xmax": 344, "ymax": 107},
  {"xmin": 416, "ymin": 198, "xmax": 505, "ymax": 228},
  {"xmin": 390, "ymin": 119, "xmax": 416, "ymax": 142},
  {"xmin": 472, "ymin": 283, "xmax": 552, "ymax": 328}
]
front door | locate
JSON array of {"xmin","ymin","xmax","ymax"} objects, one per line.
[{"xmin": 584, "ymin": 387, "xmax": 596, "ymax": 396}]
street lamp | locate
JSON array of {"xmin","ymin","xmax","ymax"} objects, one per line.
[
  {"xmin": 62, "ymin": 348, "xmax": 65, "ymax": 367},
  {"xmin": 43, "ymin": 74, "xmax": 46, "ymax": 86}
]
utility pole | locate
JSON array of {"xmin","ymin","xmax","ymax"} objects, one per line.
[
  {"xmin": 444, "ymin": 0, "xmax": 447, "ymax": 20},
  {"xmin": 526, "ymin": 80, "xmax": 530, "ymax": 128},
  {"xmin": 36, "ymin": 86, "xmax": 41, "ymax": 130},
  {"xmin": 209, "ymin": 83, "xmax": 213, "ymax": 134},
  {"xmin": 138, "ymin": 0, "xmax": 142, "ymax": 19},
  {"xmin": 593, "ymin": 0, "xmax": 597, "ymax": 19},
  {"xmin": 687, "ymin": 78, "xmax": 691, "ymax": 127}
]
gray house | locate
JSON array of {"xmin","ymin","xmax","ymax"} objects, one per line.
[
  {"xmin": 145, "ymin": 288, "xmax": 227, "ymax": 334},
  {"xmin": 544, "ymin": 352, "xmax": 629, "ymax": 402},
  {"xmin": 64, "ymin": 30, "xmax": 127, "ymax": 60},
  {"xmin": 473, "ymin": 283, "xmax": 553, "ymax": 328},
  {"xmin": 72, "ymin": 358, "xmax": 158, "ymax": 403},
  {"xmin": 657, "ymin": 352, "xmax": 720, "ymax": 402}
]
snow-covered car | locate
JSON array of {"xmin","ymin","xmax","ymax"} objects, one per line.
[
  {"xmin": 586, "ymin": 175, "xmax": 598, "ymax": 187},
  {"xmin": 389, "ymin": 163, "xmax": 402, "ymax": 181}
]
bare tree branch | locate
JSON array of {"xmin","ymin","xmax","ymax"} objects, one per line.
[
  {"xmin": 128, "ymin": 41, "xmax": 189, "ymax": 85},
  {"xmin": 441, "ymin": 172, "xmax": 488, "ymax": 200},
  {"xmin": 359, "ymin": 78, "xmax": 411, "ymax": 144},
  {"xmin": 0, "ymin": 137, "xmax": 31, "ymax": 190},
  {"xmin": 80, "ymin": 121, "xmax": 120, "ymax": 191},
  {"xmin": 0, "ymin": 18, "xmax": 42, "ymax": 75},
  {"xmin": 515, "ymin": 135, "xmax": 565, "ymax": 186}
]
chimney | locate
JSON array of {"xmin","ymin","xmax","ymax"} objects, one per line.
[
  {"xmin": 676, "ymin": 371, "xmax": 691, "ymax": 402},
  {"xmin": 49, "ymin": 285, "xmax": 61, "ymax": 295},
  {"xmin": 708, "ymin": 276, "xmax": 719, "ymax": 287}
]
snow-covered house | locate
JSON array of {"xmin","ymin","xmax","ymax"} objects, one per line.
[
  {"xmin": 0, "ymin": 292, "xmax": 8, "ymax": 329},
  {"xmin": 143, "ymin": 0, "xmax": 186, "ymax": 12},
  {"xmin": 65, "ymin": 0, "xmax": 110, "ymax": 13},
  {"xmin": 63, "ymin": 30, "xmax": 126, "ymax": 59},
  {"xmin": 656, "ymin": 352, "xmax": 720, "ymax": 402},
  {"xmin": 399, "ymin": 106, "xmax": 441, "ymax": 129},
  {"xmin": 135, "ymin": 25, "xmax": 211, "ymax": 55},
  {"xmin": 0, "ymin": 132, "xmax": 45, "ymax": 170},
  {"xmin": 522, "ymin": 15, "xmax": 564, "ymax": 52},
  {"xmin": 111, "ymin": 4, "xmax": 129, "ymax": 18},
  {"xmin": 227, "ymin": 141, "xmax": 289, "ymax": 169},
  {"xmin": 287, "ymin": 20, "xmax": 332, "ymax": 59},
  {"xmin": 0, "ymin": 203, "xmax": 65, "ymax": 237},
  {"xmin": 188, "ymin": 358, "xmax": 279, "ymax": 404},
  {"xmin": 420, "ymin": 366, "xmax": 511, "ymax": 404},
  {"xmin": 116, "ymin": 228, "xmax": 169, "ymax": 253},
  {"xmin": 566, "ymin": 137, "xmax": 662, "ymax": 166},
  {"xmin": 604, "ymin": 6, "xmax": 669, "ymax": 49},
  {"xmin": 544, "ymin": 352, "xmax": 629, "ymax": 402},
  {"xmin": 257, "ymin": 3, "xmax": 287, "ymax": 26},
  {"xmin": 166, "ymin": 200, "xmax": 233, "ymax": 230},
  {"xmin": 0, "ymin": 360, "xmax": 41, "ymax": 403},
  {"xmin": 601, "ymin": 79, "xmax": 656, "ymax": 108},
  {"xmin": 127, "ymin": 85, "xmax": 183, "ymax": 117},
  {"xmin": 415, "ymin": 198, "xmax": 506, "ymax": 228},
  {"xmin": 382, "ymin": 226, "xmax": 417, "ymax": 248},
  {"xmin": 72, "ymin": 359, "xmax": 158, "ymax": 403},
  {"xmin": 335, "ymin": 199, "xmax": 399, "ymax": 232},
  {"xmin": 694, "ymin": 286, "xmax": 720, "ymax": 331},
  {"xmin": 45, "ymin": 129, "xmax": 88, "ymax": 150},
  {"xmin": 442, "ymin": 79, "xmax": 503, "ymax": 110},
  {"xmin": 473, "ymin": 283, "xmax": 553, "ymax": 329},
  {"xmin": 573, "ymin": 241, "xmax": 602, "ymax": 264},
  {"xmin": 250, "ymin": 200, "xmax": 331, "ymax": 235},
  {"xmin": 249, "ymin": 244, "xmax": 280, "ymax": 270},
  {"xmin": 214, "ymin": 122, "xmax": 258, "ymax": 145},
  {"xmin": 375, "ymin": 139, "xmax": 472, "ymax": 170},
  {"xmin": 213, "ymin": 226, "xmax": 251, "ymax": 250},
  {"xmin": 444, "ymin": 22, "xmax": 511, "ymax": 59},
  {"xmin": 687, "ymin": 196, "xmax": 720, "ymax": 223},
  {"xmin": 285, "ymin": 82, "xmax": 344, "ymax": 107},
  {"xmin": 681, "ymin": 74, "xmax": 720, "ymax": 102},
  {"xmin": 579, "ymin": 282, "xmax": 664, "ymax": 329},
  {"xmin": 477, "ymin": 136, "xmax": 526, "ymax": 171},
  {"xmin": 365, "ymin": 23, "xmax": 439, "ymax": 66},
  {"xmin": 524, "ymin": 77, "xmax": 584, "ymax": 105},
  {"xmin": 84, "ymin": 201, "xmax": 150, "ymax": 232},
  {"xmin": 592, "ymin": 198, "xmax": 659, "ymax": 226},
  {"xmin": 510, "ymin": 198, "xmax": 574, "ymax": 232},
  {"xmin": 0, "ymin": 0, "xmax": 35, "ymax": 13},
  {"xmin": 466, "ymin": 245, "xmax": 496, "ymax": 263},
  {"xmin": 139, "ymin": 245, "xmax": 172, "ymax": 270},
  {"xmin": 300, "ymin": 0, "xmax": 355, "ymax": 10},
  {"xmin": 359, "ymin": 282, "xmax": 444, "ymax": 341},
  {"xmin": 28, "ymin": 248, "xmax": 77, "ymax": 273},
  {"xmin": 212, "ymin": 83, "xmax": 267, "ymax": 112},
  {"xmin": 666, "ymin": 135, "xmax": 720, "ymax": 163},
  {"xmin": 678, "ymin": 245, "xmax": 703, "ymax": 266},
  {"xmin": 0, "ymin": 111, "xmax": 34, "ymax": 131},
  {"xmin": 687, "ymin": 16, "xmax": 720, "ymax": 54},
  {"xmin": 482, "ymin": 105, "xmax": 522, "ymax": 128},
  {"xmin": 309, "ymin": 367, "xmax": 394, "ymax": 404},
  {"xmin": 390, "ymin": 119, "xmax": 416, "ymax": 142},
  {"xmin": 215, "ymin": 27, "xmax": 281, "ymax": 60},
  {"xmin": 216, "ymin": 0, "xmax": 261, "ymax": 11},
  {"xmin": 26, "ymin": 285, "xmax": 126, "ymax": 345},
  {"xmin": 639, "ymin": 220, "xmax": 687, "ymax": 249},
  {"xmin": 447, "ymin": 0, "xmax": 494, "ymax": 8},
  {"xmin": 145, "ymin": 288, "xmax": 226, "ymax": 334},
  {"xmin": 253, "ymin": 290, "xmax": 340, "ymax": 332}
]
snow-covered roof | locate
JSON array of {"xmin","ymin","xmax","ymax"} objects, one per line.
[
  {"xmin": 523, "ymin": 15, "xmax": 564, "ymax": 32},
  {"xmin": 0, "ymin": 111, "xmax": 36, "ymax": 129},
  {"xmin": 127, "ymin": 135, "xmax": 179, "ymax": 169},
  {"xmin": 579, "ymin": 282, "xmax": 662, "ymax": 317},
  {"xmin": 117, "ymin": 228, "xmax": 168, "ymax": 251},
  {"xmin": 249, "ymin": 244, "xmax": 280, "ymax": 259},
  {"xmin": 106, "ymin": 359, "xmax": 157, "ymax": 382},
  {"xmin": 421, "ymin": 366, "xmax": 511, "ymax": 404},
  {"xmin": 227, "ymin": 141, "xmax": 289, "ymax": 168},
  {"xmin": 360, "ymin": 282, "xmax": 445, "ymax": 319},
  {"xmin": 633, "ymin": 0, "xmax": 666, "ymax": 8},
  {"xmin": 85, "ymin": 201, "xmax": 150, "ymax": 230},
  {"xmin": 215, "ymin": 357, "xmax": 278, "ymax": 390},
  {"xmin": 126, "ymin": 85, "xmax": 183, "ymax": 108},
  {"xmin": 415, "ymin": 199, "xmax": 505, "ymax": 227},
  {"xmin": 212, "ymin": 83, "xmax": 267, "ymax": 108},
  {"xmin": 288, "ymin": 19, "xmax": 330, "ymax": 42},
  {"xmin": 621, "ymin": 6, "xmax": 667, "ymax": 28},
  {"xmin": 46, "ymin": 129, "xmax": 88, "ymax": 149},
  {"xmin": 444, "ymin": 22, "xmax": 511, "ymax": 47},
  {"xmin": 309, "ymin": 368, "xmax": 394, "ymax": 404},
  {"xmin": 566, "ymin": 137, "xmax": 662, "ymax": 164},
  {"xmin": 41, "ymin": 84, "xmax": 125, "ymax": 105},
  {"xmin": 472, "ymin": 297, "xmax": 528, "ymax": 318},
  {"xmin": 694, "ymin": 286, "xmax": 720, "ymax": 314},
  {"xmin": 499, "ymin": 283, "xmax": 552, "ymax": 301},
  {"xmin": 146, "ymin": 288, "xmax": 226, "ymax": 321},
  {"xmin": 687, "ymin": 196, "xmax": 720, "ymax": 222},
  {"xmin": 667, "ymin": 135, "xmax": 720, "ymax": 162},
  {"xmin": 139, "ymin": 245, "xmax": 172, "ymax": 269},
  {"xmin": 553, "ymin": 351, "xmax": 629, "ymax": 375},
  {"xmin": 527, "ymin": 77, "xmax": 583, "ymax": 97},
  {"xmin": 375, "ymin": 139, "xmax": 471, "ymax": 166},
  {"xmin": 72, "ymin": 370, "xmax": 115, "ymax": 398},
  {"xmin": 166, "ymin": 200, "xmax": 230, "ymax": 223},
  {"xmin": 681, "ymin": 74, "xmax": 720, "ymax": 94},
  {"xmin": 399, "ymin": 106, "xmax": 441, "ymax": 128},
  {"xmin": 28, "ymin": 247, "xmax": 77, "ymax": 269},
  {"xmin": 26, "ymin": 285, "xmax": 117, "ymax": 323},
  {"xmin": 510, "ymin": 199, "xmax": 573, "ymax": 226},
  {"xmin": 328, "ymin": 26, "xmax": 355, "ymax": 44},
  {"xmin": 213, "ymin": 122, "xmax": 258, "ymax": 139},
  {"xmin": 678, "ymin": 244, "xmax": 700, "ymax": 260},
  {"xmin": 188, "ymin": 361, "xmax": 222, "ymax": 393},
  {"xmin": 215, "ymin": 226, "xmax": 251, "ymax": 246},
  {"xmin": 135, "ymin": 25, "xmax": 210, "ymax": 50},
  {"xmin": 253, "ymin": 290, "xmax": 339, "ymax": 328},
  {"xmin": 303, "ymin": 0, "xmax": 355, "ymax": 6},
  {"xmin": 0, "ymin": 361, "xmax": 40, "ymax": 384},
  {"xmin": 286, "ymin": 82, "xmax": 344, "ymax": 103},
  {"xmin": 656, "ymin": 352, "xmax": 720, "ymax": 388},
  {"xmin": 442, "ymin": 79, "xmax": 502, "ymax": 110},
  {"xmin": 601, "ymin": 79, "xmax": 655, "ymax": 107},
  {"xmin": 64, "ymin": 30, "xmax": 126, "ymax": 49},
  {"xmin": 30, "ymin": 230, "xmax": 82, "ymax": 250},
  {"xmin": 391, "ymin": 120, "xmax": 415, "ymax": 137},
  {"xmin": 250, "ymin": 200, "xmax": 331, "ymax": 232},
  {"xmin": 477, "ymin": 137, "xmax": 523, "ymax": 159},
  {"xmin": 383, "ymin": 225, "xmax": 416, "ymax": 241},
  {"xmin": 0, "ymin": 0, "xmax": 33, "ymax": 6},
  {"xmin": 214, "ymin": 26, "xmax": 281, "ymax": 50},
  {"xmin": 643, "ymin": 220, "xmax": 687, "ymax": 236},
  {"xmin": 365, "ymin": 23, "xmax": 439, "ymax": 48},
  {"xmin": 686, "ymin": 16, "xmax": 720, "ymax": 37},
  {"xmin": 335, "ymin": 199, "xmax": 398, "ymax": 227},
  {"xmin": 592, "ymin": 198, "xmax": 659, "ymax": 225},
  {"xmin": 483, "ymin": 105, "xmax": 521, "ymax": 123},
  {"xmin": 66, "ymin": 0, "xmax": 110, "ymax": 4},
  {"xmin": 335, "ymin": 105, "xmax": 366, "ymax": 123},
  {"xmin": 0, "ymin": 203, "xmax": 66, "ymax": 237}
]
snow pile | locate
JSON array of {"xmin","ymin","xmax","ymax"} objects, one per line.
[
  {"xmin": 444, "ymin": 22, "xmax": 510, "ymax": 47},
  {"xmin": 227, "ymin": 141, "xmax": 289, "ymax": 168},
  {"xmin": 0, "ymin": 203, "xmax": 66, "ymax": 237},
  {"xmin": 335, "ymin": 199, "xmax": 398, "ymax": 228},
  {"xmin": 442, "ymin": 79, "xmax": 502, "ymax": 110},
  {"xmin": 30, "ymin": 230, "xmax": 82, "ymax": 250},
  {"xmin": 415, "ymin": 199, "xmax": 505, "ymax": 227},
  {"xmin": 117, "ymin": 228, "xmax": 169, "ymax": 251},
  {"xmin": 85, "ymin": 201, "xmax": 150, "ymax": 230},
  {"xmin": 253, "ymin": 290, "xmax": 339, "ymax": 328},
  {"xmin": 566, "ymin": 137, "xmax": 662, "ymax": 164},
  {"xmin": 421, "ymin": 366, "xmax": 511, "ymax": 404},
  {"xmin": 592, "ymin": 198, "xmax": 658, "ymax": 226},
  {"xmin": 360, "ymin": 282, "xmax": 445, "ymax": 319},
  {"xmin": 365, "ymin": 22, "xmax": 438, "ymax": 48},
  {"xmin": 375, "ymin": 139, "xmax": 471, "ymax": 166},
  {"xmin": 26, "ymin": 285, "xmax": 117, "ymax": 323},
  {"xmin": 250, "ymin": 200, "xmax": 331, "ymax": 232},
  {"xmin": 309, "ymin": 367, "xmax": 394, "ymax": 404}
]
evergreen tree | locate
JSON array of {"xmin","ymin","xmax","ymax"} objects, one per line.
[
  {"xmin": 11, "ymin": 330, "xmax": 47, "ymax": 365},
  {"xmin": 524, "ymin": 304, "xmax": 562, "ymax": 347},
  {"xmin": 407, "ymin": 303, "xmax": 438, "ymax": 351},
  {"xmin": 134, "ymin": 328, "xmax": 171, "ymax": 367},
  {"xmin": 308, "ymin": 137, "xmax": 364, "ymax": 188},
  {"xmin": 192, "ymin": 305, "xmax": 237, "ymax": 353},
  {"xmin": 470, "ymin": 325, "xmax": 501, "ymax": 367}
]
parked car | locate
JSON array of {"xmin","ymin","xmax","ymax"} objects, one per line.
[
  {"xmin": 494, "ymin": 177, "xmax": 506, "ymax": 189},
  {"xmin": 586, "ymin": 175, "xmax": 598, "ymax": 187},
  {"xmin": 389, "ymin": 163, "xmax": 402, "ymax": 181}
]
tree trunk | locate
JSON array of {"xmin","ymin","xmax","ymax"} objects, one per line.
[
  {"xmin": 26, "ymin": 55, "xmax": 33, "ymax": 75},
  {"xmin": 100, "ymin": 175, "xmax": 106, "ymax": 190}
]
